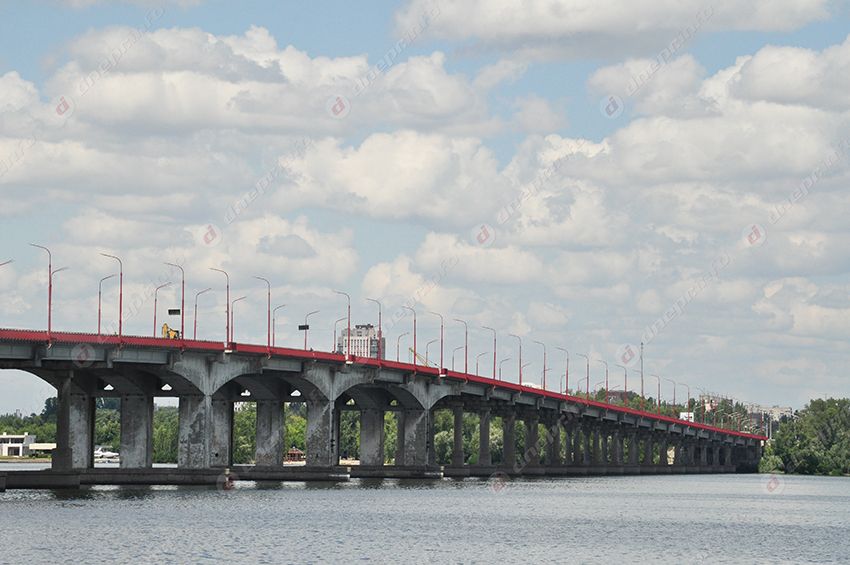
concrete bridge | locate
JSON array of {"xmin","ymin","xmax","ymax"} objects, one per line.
[{"xmin": 0, "ymin": 328, "xmax": 765, "ymax": 488}]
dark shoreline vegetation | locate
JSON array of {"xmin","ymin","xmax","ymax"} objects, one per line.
[
  {"xmin": 1, "ymin": 397, "xmax": 847, "ymax": 474},
  {"xmin": 759, "ymin": 398, "xmax": 850, "ymax": 476}
]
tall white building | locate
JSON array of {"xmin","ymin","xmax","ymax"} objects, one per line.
[{"xmin": 336, "ymin": 324, "xmax": 386, "ymax": 359}]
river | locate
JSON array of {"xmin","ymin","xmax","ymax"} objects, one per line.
[{"xmin": 0, "ymin": 468, "xmax": 847, "ymax": 564}]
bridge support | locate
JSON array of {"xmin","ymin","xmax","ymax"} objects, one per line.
[
  {"xmin": 524, "ymin": 415, "xmax": 539, "ymax": 468},
  {"xmin": 53, "ymin": 377, "xmax": 94, "ymax": 471},
  {"xmin": 255, "ymin": 400, "xmax": 285, "ymax": 466},
  {"xmin": 359, "ymin": 409, "xmax": 385, "ymax": 466},
  {"xmin": 478, "ymin": 409, "xmax": 491, "ymax": 466},
  {"xmin": 394, "ymin": 411, "xmax": 405, "ymax": 464},
  {"xmin": 120, "ymin": 394, "xmax": 153, "ymax": 468},
  {"xmin": 402, "ymin": 409, "xmax": 431, "ymax": 466},
  {"xmin": 502, "ymin": 413, "xmax": 516, "ymax": 469},
  {"xmin": 452, "ymin": 405, "xmax": 464, "ymax": 466},
  {"xmin": 642, "ymin": 433, "xmax": 653, "ymax": 466},
  {"xmin": 307, "ymin": 399, "xmax": 337, "ymax": 467},
  {"xmin": 544, "ymin": 419, "xmax": 560, "ymax": 466},
  {"xmin": 562, "ymin": 422, "xmax": 573, "ymax": 465}
]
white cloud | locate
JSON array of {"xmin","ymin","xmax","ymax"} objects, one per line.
[{"xmin": 395, "ymin": 1, "xmax": 830, "ymax": 57}]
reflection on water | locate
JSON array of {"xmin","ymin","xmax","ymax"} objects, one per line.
[{"xmin": 1, "ymin": 473, "xmax": 848, "ymax": 564}]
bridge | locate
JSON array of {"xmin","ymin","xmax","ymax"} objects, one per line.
[{"xmin": 0, "ymin": 328, "xmax": 765, "ymax": 489}]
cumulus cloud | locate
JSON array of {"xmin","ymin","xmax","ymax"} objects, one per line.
[{"xmin": 395, "ymin": 0, "xmax": 831, "ymax": 58}]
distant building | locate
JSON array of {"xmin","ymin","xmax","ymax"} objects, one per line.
[
  {"xmin": 748, "ymin": 404, "xmax": 794, "ymax": 439},
  {"xmin": 336, "ymin": 324, "xmax": 386, "ymax": 359},
  {"xmin": 0, "ymin": 432, "xmax": 36, "ymax": 457}
]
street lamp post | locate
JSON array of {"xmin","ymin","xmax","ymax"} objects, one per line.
[
  {"xmin": 165, "ymin": 262, "xmax": 185, "ymax": 340},
  {"xmin": 396, "ymin": 332, "xmax": 409, "ymax": 362},
  {"xmin": 254, "ymin": 276, "xmax": 272, "ymax": 354},
  {"xmin": 664, "ymin": 378, "xmax": 676, "ymax": 414},
  {"xmin": 499, "ymin": 357, "xmax": 512, "ymax": 380},
  {"xmin": 451, "ymin": 345, "xmax": 464, "ymax": 371},
  {"xmin": 425, "ymin": 338, "xmax": 438, "ymax": 367},
  {"xmin": 475, "ymin": 351, "xmax": 488, "ymax": 376},
  {"xmin": 333, "ymin": 291, "xmax": 351, "ymax": 363},
  {"xmin": 100, "ymin": 253, "xmax": 123, "ymax": 340},
  {"xmin": 616, "ymin": 364, "xmax": 629, "ymax": 406},
  {"xmin": 303, "ymin": 310, "xmax": 319, "ymax": 350},
  {"xmin": 366, "ymin": 298, "xmax": 383, "ymax": 360},
  {"xmin": 230, "ymin": 296, "xmax": 246, "ymax": 342},
  {"xmin": 209, "ymin": 268, "xmax": 230, "ymax": 344},
  {"xmin": 193, "ymin": 288, "xmax": 212, "ymax": 340},
  {"xmin": 651, "ymin": 374, "xmax": 662, "ymax": 414},
  {"xmin": 482, "ymin": 326, "xmax": 497, "ymax": 380},
  {"xmin": 29, "ymin": 244, "xmax": 53, "ymax": 340},
  {"xmin": 556, "ymin": 347, "xmax": 569, "ymax": 395},
  {"xmin": 578, "ymin": 353, "xmax": 590, "ymax": 400},
  {"xmin": 533, "ymin": 340, "xmax": 547, "ymax": 391},
  {"xmin": 509, "ymin": 334, "xmax": 522, "ymax": 386},
  {"xmin": 598, "ymin": 360, "xmax": 608, "ymax": 403},
  {"xmin": 429, "ymin": 311, "xmax": 444, "ymax": 375},
  {"xmin": 453, "ymin": 318, "xmax": 468, "ymax": 374},
  {"xmin": 333, "ymin": 316, "xmax": 347, "ymax": 352},
  {"xmin": 49, "ymin": 267, "xmax": 68, "ymax": 331},
  {"xmin": 153, "ymin": 282, "xmax": 172, "ymax": 337},
  {"xmin": 97, "ymin": 274, "xmax": 116, "ymax": 335},
  {"xmin": 272, "ymin": 304, "xmax": 286, "ymax": 347},
  {"xmin": 402, "ymin": 306, "xmax": 417, "ymax": 367}
]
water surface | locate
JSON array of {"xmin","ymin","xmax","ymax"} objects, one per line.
[{"xmin": 1, "ymin": 472, "xmax": 847, "ymax": 564}]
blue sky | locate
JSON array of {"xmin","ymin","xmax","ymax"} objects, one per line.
[{"xmin": 1, "ymin": 0, "xmax": 850, "ymax": 414}]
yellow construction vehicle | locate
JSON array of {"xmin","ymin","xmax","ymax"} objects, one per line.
[{"xmin": 161, "ymin": 323, "xmax": 180, "ymax": 339}]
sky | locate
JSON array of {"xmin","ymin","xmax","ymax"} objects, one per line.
[{"xmin": 1, "ymin": 0, "xmax": 849, "ymax": 415}]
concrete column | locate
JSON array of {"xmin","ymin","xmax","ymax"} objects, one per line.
[
  {"xmin": 120, "ymin": 394, "xmax": 153, "ymax": 468},
  {"xmin": 562, "ymin": 424, "xmax": 573, "ymax": 465},
  {"xmin": 582, "ymin": 424, "xmax": 592, "ymax": 465},
  {"xmin": 673, "ymin": 439, "xmax": 684, "ymax": 466},
  {"xmin": 712, "ymin": 444, "xmax": 721, "ymax": 467},
  {"xmin": 628, "ymin": 432, "xmax": 639, "ymax": 466},
  {"xmin": 525, "ymin": 416, "xmax": 539, "ymax": 467},
  {"xmin": 53, "ymin": 377, "xmax": 94, "ymax": 471},
  {"xmin": 544, "ymin": 420, "xmax": 560, "ymax": 466},
  {"xmin": 359, "ymin": 409, "xmax": 385, "ymax": 466},
  {"xmin": 451, "ymin": 405, "xmax": 464, "ymax": 466},
  {"xmin": 642, "ymin": 433, "xmax": 654, "ymax": 466},
  {"xmin": 478, "ymin": 409, "xmax": 491, "ymax": 466},
  {"xmin": 502, "ymin": 413, "xmax": 516, "ymax": 468},
  {"xmin": 599, "ymin": 428, "xmax": 608, "ymax": 465},
  {"xmin": 394, "ymin": 411, "xmax": 405, "ymax": 465},
  {"xmin": 658, "ymin": 435, "xmax": 669, "ymax": 465},
  {"xmin": 209, "ymin": 398, "xmax": 233, "ymax": 467},
  {"xmin": 699, "ymin": 441, "xmax": 708, "ymax": 466},
  {"xmin": 402, "ymin": 409, "xmax": 430, "ymax": 466},
  {"xmin": 612, "ymin": 429, "xmax": 623, "ymax": 466},
  {"xmin": 306, "ymin": 399, "xmax": 337, "ymax": 467},
  {"xmin": 255, "ymin": 400, "xmax": 284, "ymax": 466},
  {"xmin": 178, "ymin": 395, "xmax": 206, "ymax": 468},
  {"xmin": 723, "ymin": 445, "xmax": 733, "ymax": 467}
]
